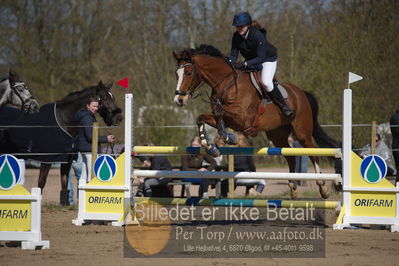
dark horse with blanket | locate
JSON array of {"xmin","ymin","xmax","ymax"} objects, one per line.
[
  {"xmin": 173, "ymin": 45, "xmax": 339, "ymax": 199},
  {"xmin": 0, "ymin": 81, "xmax": 123, "ymax": 204}
]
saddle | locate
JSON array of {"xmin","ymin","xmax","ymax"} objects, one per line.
[
  {"xmin": 249, "ymin": 72, "xmax": 288, "ymax": 103},
  {"xmin": 241, "ymin": 71, "xmax": 289, "ymax": 138}
]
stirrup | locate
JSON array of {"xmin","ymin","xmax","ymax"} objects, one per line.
[{"xmin": 282, "ymin": 106, "xmax": 294, "ymax": 117}]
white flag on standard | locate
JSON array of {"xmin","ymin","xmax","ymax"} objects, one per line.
[{"xmin": 348, "ymin": 72, "xmax": 363, "ymax": 84}]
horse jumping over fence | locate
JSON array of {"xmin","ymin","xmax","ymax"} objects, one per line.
[{"xmin": 172, "ymin": 44, "xmax": 339, "ymax": 199}]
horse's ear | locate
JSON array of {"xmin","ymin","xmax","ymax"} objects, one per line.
[
  {"xmin": 9, "ymin": 68, "xmax": 20, "ymax": 83},
  {"xmin": 173, "ymin": 51, "xmax": 181, "ymax": 60},
  {"xmin": 98, "ymin": 80, "xmax": 104, "ymax": 87}
]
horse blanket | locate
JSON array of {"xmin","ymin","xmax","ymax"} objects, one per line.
[{"xmin": 0, "ymin": 103, "xmax": 76, "ymax": 163}]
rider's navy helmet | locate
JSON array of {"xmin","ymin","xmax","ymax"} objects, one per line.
[{"xmin": 232, "ymin": 12, "xmax": 252, "ymax": 27}]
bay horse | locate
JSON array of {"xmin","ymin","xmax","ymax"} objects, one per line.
[
  {"xmin": 37, "ymin": 81, "xmax": 123, "ymax": 205},
  {"xmin": 172, "ymin": 45, "xmax": 339, "ymax": 199},
  {"xmin": 0, "ymin": 69, "xmax": 40, "ymax": 113}
]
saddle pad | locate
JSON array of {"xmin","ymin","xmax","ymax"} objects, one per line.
[{"xmin": 250, "ymin": 72, "xmax": 288, "ymax": 104}]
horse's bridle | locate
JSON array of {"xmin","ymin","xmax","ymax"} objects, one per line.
[
  {"xmin": 10, "ymin": 82, "xmax": 36, "ymax": 113},
  {"xmin": 96, "ymin": 91, "xmax": 122, "ymax": 126},
  {"xmin": 175, "ymin": 62, "xmax": 205, "ymax": 97}
]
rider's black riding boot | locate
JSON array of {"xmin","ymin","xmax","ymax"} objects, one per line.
[{"xmin": 268, "ymin": 86, "xmax": 294, "ymax": 117}]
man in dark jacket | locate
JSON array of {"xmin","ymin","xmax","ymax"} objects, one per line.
[
  {"xmin": 75, "ymin": 97, "xmax": 116, "ymax": 178},
  {"xmin": 390, "ymin": 110, "xmax": 399, "ymax": 183}
]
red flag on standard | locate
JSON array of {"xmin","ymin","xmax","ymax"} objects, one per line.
[{"xmin": 116, "ymin": 78, "xmax": 129, "ymax": 88}]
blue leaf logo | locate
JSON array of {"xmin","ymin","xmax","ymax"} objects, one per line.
[
  {"xmin": 360, "ymin": 155, "xmax": 387, "ymax": 183},
  {"xmin": 0, "ymin": 155, "xmax": 22, "ymax": 190},
  {"xmin": 93, "ymin": 155, "xmax": 117, "ymax": 182}
]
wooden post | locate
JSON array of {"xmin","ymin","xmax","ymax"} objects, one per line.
[
  {"xmin": 91, "ymin": 122, "xmax": 99, "ymax": 180},
  {"xmin": 371, "ymin": 120, "xmax": 377, "ymax": 154},
  {"xmin": 228, "ymin": 154, "xmax": 234, "ymax": 198}
]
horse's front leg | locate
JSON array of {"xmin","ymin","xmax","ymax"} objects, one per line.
[
  {"xmin": 217, "ymin": 119, "xmax": 237, "ymax": 145},
  {"xmin": 197, "ymin": 113, "xmax": 220, "ymax": 157},
  {"xmin": 38, "ymin": 163, "xmax": 51, "ymax": 192}
]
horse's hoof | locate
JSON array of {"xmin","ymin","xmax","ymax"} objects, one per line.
[
  {"xmin": 224, "ymin": 133, "xmax": 237, "ymax": 145},
  {"xmin": 290, "ymin": 189, "xmax": 299, "ymax": 199},
  {"xmin": 206, "ymin": 144, "xmax": 220, "ymax": 157},
  {"xmin": 288, "ymin": 182, "xmax": 299, "ymax": 199},
  {"xmin": 334, "ymin": 182, "xmax": 343, "ymax": 192},
  {"xmin": 288, "ymin": 182, "xmax": 296, "ymax": 190},
  {"xmin": 319, "ymin": 185, "xmax": 330, "ymax": 199}
]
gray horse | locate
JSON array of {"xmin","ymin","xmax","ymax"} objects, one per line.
[{"xmin": 0, "ymin": 70, "xmax": 39, "ymax": 113}]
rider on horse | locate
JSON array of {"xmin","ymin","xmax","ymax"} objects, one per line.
[{"xmin": 229, "ymin": 12, "xmax": 294, "ymax": 117}]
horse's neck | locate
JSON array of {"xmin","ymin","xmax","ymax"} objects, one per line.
[
  {"xmin": 195, "ymin": 58, "xmax": 260, "ymax": 109},
  {"xmin": 56, "ymin": 99, "xmax": 87, "ymax": 136},
  {"xmin": 194, "ymin": 56, "xmax": 243, "ymax": 103},
  {"xmin": 195, "ymin": 56, "xmax": 232, "ymax": 88},
  {"xmin": 56, "ymin": 88, "xmax": 97, "ymax": 136}
]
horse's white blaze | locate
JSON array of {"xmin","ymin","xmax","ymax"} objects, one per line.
[
  {"xmin": 108, "ymin": 90, "xmax": 114, "ymax": 100},
  {"xmin": 175, "ymin": 68, "xmax": 184, "ymax": 92},
  {"xmin": 174, "ymin": 68, "xmax": 185, "ymax": 105}
]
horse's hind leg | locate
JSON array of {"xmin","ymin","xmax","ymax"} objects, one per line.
[
  {"xmin": 60, "ymin": 162, "xmax": 72, "ymax": 206},
  {"xmin": 295, "ymin": 132, "xmax": 330, "ymax": 199},
  {"xmin": 266, "ymin": 128, "xmax": 299, "ymax": 199},
  {"xmin": 60, "ymin": 162, "xmax": 71, "ymax": 190},
  {"xmin": 311, "ymin": 156, "xmax": 330, "ymax": 199},
  {"xmin": 38, "ymin": 163, "xmax": 51, "ymax": 192}
]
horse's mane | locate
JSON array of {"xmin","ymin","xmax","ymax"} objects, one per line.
[
  {"xmin": 57, "ymin": 85, "xmax": 98, "ymax": 105},
  {"xmin": 180, "ymin": 44, "xmax": 229, "ymax": 63}
]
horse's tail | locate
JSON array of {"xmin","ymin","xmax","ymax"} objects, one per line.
[
  {"xmin": 304, "ymin": 90, "xmax": 343, "ymax": 188},
  {"xmin": 303, "ymin": 91, "xmax": 339, "ymax": 148}
]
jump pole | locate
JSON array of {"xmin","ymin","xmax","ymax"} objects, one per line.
[
  {"xmin": 133, "ymin": 146, "xmax": 341, "ymax": 157},
  {"xmin": 133, "ymin": 170, "xmax": 341, "ymax": 183},
  {"xmin": 135, "ymin": 197, "xmax": 340, "ymax": 210}
]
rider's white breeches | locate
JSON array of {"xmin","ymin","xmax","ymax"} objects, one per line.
[{"xmin": 261, "ymin": 61, "xmax": 277, "ymax": 92}]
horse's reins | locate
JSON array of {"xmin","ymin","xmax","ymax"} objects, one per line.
[
  {"xmin": 205, "ymin": 68, "xmax": 240, "ymax": 117},
  {"xmin": 176, "ymin": 59, "xmax": 239, "ymax": 117}
]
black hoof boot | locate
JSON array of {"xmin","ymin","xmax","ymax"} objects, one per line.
[
  {"xmin": 223, "ymin": 133, "xmax": 237, "ymax": 145},
  {"xmin": 206, "ymin": 144, "xmax": 220, "ymax": 157}
]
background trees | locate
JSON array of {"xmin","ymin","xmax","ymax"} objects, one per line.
[{"xmin": 0, "ymin": 0, "xmax": 398, "ymax": 149}]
